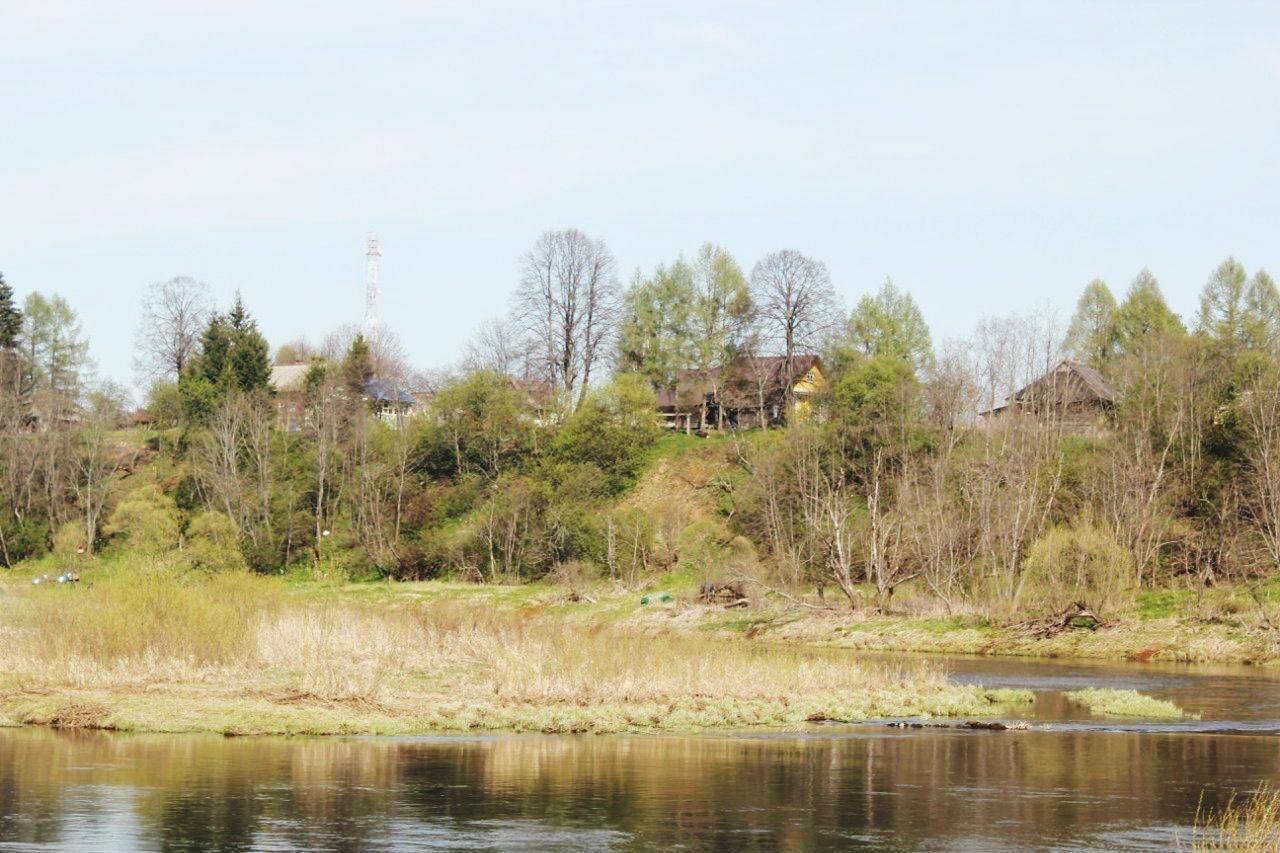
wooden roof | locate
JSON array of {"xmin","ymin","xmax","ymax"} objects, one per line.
[{"xmin": 985, "ymin": 360, "xmax": 1117, "ymax": 415}]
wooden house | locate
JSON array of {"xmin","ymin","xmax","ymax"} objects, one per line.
[
  {"xmin": 658, "ymin": 356, "xmax": 827, "ymax": 431},
  {"xmin": 979, "ymin": 359, "xmax": 1116, "ymax": 433},
  {"xmin": 268, "ymin": 363, "xmax": 311, "ymax": 432}
]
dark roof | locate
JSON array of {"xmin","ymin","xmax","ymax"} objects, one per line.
[
  {"xmin": 985, "ymin": 360, "xmax": 1117, "ymax": 415},
  {"xmin": 656, "ymin": 357, "xmax": 822, "ymax": 411},
  {"xmin": 365, "ymin": 378, "xmax": 416, "ymax": 405},
  {"xmin": 729, "ymin": 355, "xmax": 820, "ymax": 386}
]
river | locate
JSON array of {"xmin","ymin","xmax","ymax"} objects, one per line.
[{"xmin": 2, "ymin": 655, "xmax": 1278, "ymax": 850}]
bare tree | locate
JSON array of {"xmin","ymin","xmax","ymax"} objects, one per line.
[
  {"xmin": 749, "ymin": 250, "xmax": 838, "ymax": 414},
  {"xmin": 73, "ymin": 384, "xmax": 132, "ymax": 553},
  {"xmin": 966, "ymin": 313, "xmax": 1066, "ymax": 605},
  {"xmin": 134, "ymin": 276, "xmax": 212, "ymax": 380},
  {"xmin": 1240, "ymin": 359, "xmax": 1280, "ymax": 571},
  {"xmin": 463, "ymin": 316, "xmax": 527, "ymax": 376},
  {"xmin": 514, "ymin": 229, "xmax": 620, "ymax": 410},
  {"xmin": 274, "ymin": 338, "xmax": 315, "ymax": 365},
  {"xmin": 320, "ymin": 323, "xmax": 411, "ymax": 387}
]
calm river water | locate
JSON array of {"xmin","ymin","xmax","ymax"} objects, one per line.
[{"xmin": 2, "ymin": 655, "xmax": 1279, "ymax": 851}]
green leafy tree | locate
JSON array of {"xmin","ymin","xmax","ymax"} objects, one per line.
[
  {"xmin": 692, "ymin": 244, "xmax": 752, "ymax": 416},
  {"xmin": 1197, "ymin": 257, "xmax": 1250, "ymax": 344},
  {"xmin": 1114, "ymin": 269, "xmax": 1184, "ymax": 354},
  {"xmin": 1243, "ymin": 269, "xmax": 1280, "ymax": 353},
  {"xmin": 828, "ymin": 355, "xmax": 921, "ymax": 466},
  {"xmin": 552, "ymin": 374, "xmax": 659, "ymax": 491},
  {"xmin": 1064, "ymin": 278, "xmax": 1118, "ymax": 366},
  {"xmin": 429, "ymin": 370, "xmax": 531, "ymax": 477},
  {"xmin": 617, "ymin": 260, "xmax": 697, "ymax": 393},
  {"xmin": 145, "ymin": 379, "xmax": 184, "ymax": 427},
  {"xmin": 845, "ymin": 279, "xmax": 933, "ymax": 374},
  {"xmin": 20, "ymin": 292, "xmax": 89, "ymax": 401}
]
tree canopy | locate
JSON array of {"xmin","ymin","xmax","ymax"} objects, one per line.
[
  {"xmin": 845, "ymin": 279, "xmax": 933, "ymax": 374},
  {"xmin": 1063, "ymin": 278, "xmax": 1118, "ymax": 367}
]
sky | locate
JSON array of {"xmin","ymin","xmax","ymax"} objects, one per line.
[{"xmin": 3, "ymin": 1, "xmax": 1279, "ymax": 396}]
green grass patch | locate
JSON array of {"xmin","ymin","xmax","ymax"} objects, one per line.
[
  {"xmin": 1064, "ymin": 688, "xmax": 1195, "ymax": 719},
  {"xmin": 911, "ymin": 616, "xmax": 997, "ymax": 635},
  {"xmin": 1136, "ymin": 589, "xmax": 1195, "ymax": 620}
]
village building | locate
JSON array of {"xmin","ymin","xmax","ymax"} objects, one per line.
[
  {"xmin": 366, "ymin": 378, "xmax": 416, "ymax": 426},
  {"xmin": 979, "ymin": 359, "xmax": 1116, "ymax": 433},
  {"xmin": 657, "ymin": 355, "xmax": 827, "ymax": 431},
  {"xmin": 269, "ymin": 362, "xmax": 418, "ymax": 430},
  {"xmin": 268, "ymin": 363, "xmax": 311, "ymax": 432}
]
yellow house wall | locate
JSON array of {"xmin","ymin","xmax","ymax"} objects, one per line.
[{"xmin": 790, "ymin": 364, "xmax": 826, "ymax": 421}]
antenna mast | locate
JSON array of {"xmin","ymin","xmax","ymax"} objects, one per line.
[{"xmin": 364, "ymin": 236, "xmax": 381, "ymax": 350}]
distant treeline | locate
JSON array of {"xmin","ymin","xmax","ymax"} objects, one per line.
[{"xmin": 1, "ymin": 241, "xmax": 1278, "ymax": 615}]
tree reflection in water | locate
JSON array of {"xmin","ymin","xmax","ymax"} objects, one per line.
[{"xmin": 0, "ymin": 727, "xmax": 1275, "ymax": 850}]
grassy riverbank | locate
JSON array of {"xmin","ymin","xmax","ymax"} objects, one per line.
[
  {"xmin": 0, "ymin": 565, "xmax": 1223, "ymax": 736},
  {"xmin": 0, "ymin": 568, "xmax": 1039, "ymax": 736}
]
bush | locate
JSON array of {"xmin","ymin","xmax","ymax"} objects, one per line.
[
  {"xmin": 105, "ymin": 485, "xmax": 181, "ymax": 554},
  {"xmin": 52, "ymin": 521, "xmax": 90, "ymax": 560},
  {"xmin": 0, "ymin": 517, "xmax": 50, "ymax": 564},
  {"xmin": 145, "ymin": 379, "xmax": 184, "ymax": 427},
  {"xmin": 548, "ymin": 559, "xmax": 600, "ymax": 595},
  {"xmin": 677, "ymin": 519, "xmax": 756, "ymax": 585},
  {"xmin": 182, "ymin": 510, "xmax": 248, "ymax": 573},
  {"xmin": 1023, "ymin": 521, "xmax": 1133, "ymax": 613},
  {"xmin": 552, "ymin": 375, "xmax": 658, "ymax": 491}
]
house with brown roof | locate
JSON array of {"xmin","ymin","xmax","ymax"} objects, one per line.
[
  {"xmin": 269, "ymin": 363, "xmax": 312, "ymax": 432},
  {"xmin": 657, "ymin": 355, "xmax": 826, "ymax": 431},
  {"xmin": 980, "ymin": 359, "xmax": 1116, "ymax": 433}
]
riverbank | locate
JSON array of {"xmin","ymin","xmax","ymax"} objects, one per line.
[
  {"xmin": 298, "ymin": 571, "xmax": 1280, "ymax": 667},
  {"xmin": 0, "ymin": 570, "xmax": 1237, "ymax": 735},
  {"xmin": 0, "ymin": 569, "xmax": 1045, "ymax": 736}
]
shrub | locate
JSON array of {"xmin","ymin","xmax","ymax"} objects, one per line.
[
  {"xmin": 17, "ymin": 567, "xmax": 268, "ymax": 667},
  {"xmin": 0, "ymin": 517, "xmax": 50, "ymax": 564},
  {"xmin": 548, "ymin": 559, "xmax": 600, "ymax": 595},
  {"xmin": 1023, "ymin": 521, "xmax": 1133, "ymax": 612},
  {"xmin": 105, "ymin": 485, "xmax": 181, "ymax": 554},
  {"xmin": 182, "ymin": 510, "xmax": 247, "ymax": 573},
  {"xmin": 552, "ymin": 375, "xmax": 659, "ymax": 491},
  {"xmin": 677, "ymin": 519, "xmax": 756, "ymax": 585},
  {"xmin": 52, "ymin": 521, "xmax": 90, "ymax": 560}
]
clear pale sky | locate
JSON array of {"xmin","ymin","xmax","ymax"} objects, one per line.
[{"xmin": 3, "ymin": 1, "xmax": 1278, "ymax": 394}]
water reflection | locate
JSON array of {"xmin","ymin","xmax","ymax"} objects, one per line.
[{"xmin": 1, "ymin": 726, "xmax": 1277, "ymax": 850}]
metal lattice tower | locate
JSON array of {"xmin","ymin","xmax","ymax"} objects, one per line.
[{"xmin": 364, "ymin": 236, "xmax": 381, "ymax": 350}]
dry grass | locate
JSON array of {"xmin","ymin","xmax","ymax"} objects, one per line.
[
  {"xmin": 1191, "ymin": 786, "xmax": 1280, "ymax": 852},
  {"xmin": 0, "ymin": 575, "xmax": 1025, "ymax": 734}
]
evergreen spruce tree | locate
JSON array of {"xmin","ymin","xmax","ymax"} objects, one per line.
[
  {"xmin": 343, "ymin": 335, "xmax": 375, "ymax": 397},
  {"xmin": 0, "ymin": 273, "xmax": 21, "ymax": 350}
]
